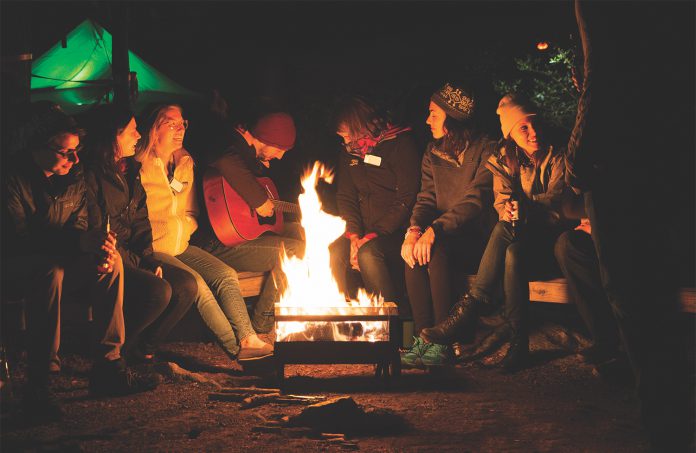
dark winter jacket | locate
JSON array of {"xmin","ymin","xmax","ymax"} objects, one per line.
[
  {"xmin": 409, "ymin": 134, "xmax": 496, "ymax": 235},
  {"xmin": 336, "ymin": 132, "xmax": 421, "ymax": 237},
  {"xmin": 192, "ymin": 129, "xmax": 269, "ymax": 246},
  {"xmin": 3, "ymin": 155, "xmax": 87, "ymax": 258},
  {"xmin": 85, "ymin": 157, "xmax": 158, "ymax": 269}
]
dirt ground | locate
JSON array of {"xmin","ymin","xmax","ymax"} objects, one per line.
[{"xmin": 0, "ymin": 310, "xmax": 658, "ymax": 452}]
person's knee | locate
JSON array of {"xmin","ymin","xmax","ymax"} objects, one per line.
[
  {"xmin": 357, "ymin": 241, "xmax": 385, "ymax": 268},
  {"xmin": 172, "ymin": 272, "xmax": 198, "ymax": 303},
  {"xmin": 505, "ymin": 242, "xmax": 524, "ymax": 269},
  {"xmin": 282, "ymin": 238, "xmax": 305, "ymax": 259},
  {"xmin": 145, "ymin": 276, "xmax": 172, "ymax": 308},
  {"xmin": 42, "ymin": 264, "xmax": 65, "ymax": 287},
  {"xmin": 554, "ymin": 232, "xmax": 572, "ymax": 264}
]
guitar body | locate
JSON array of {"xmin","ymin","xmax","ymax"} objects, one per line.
[{"xmin": 203, "ymin": 170, "xmax": 284, "ymax": 247}]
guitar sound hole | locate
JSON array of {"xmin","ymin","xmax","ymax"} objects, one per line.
[{"xmin": 257, "ymin": 212, "xmax": 277, "ymax": 226}]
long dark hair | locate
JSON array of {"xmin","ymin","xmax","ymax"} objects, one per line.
[
  {"xmin": 332, "ymin": 95, "xmax": 390, "ymax": 140},
  {"xmin": 83, "ymin": 103, "xmax": 135, "ymax": 175},
  {"xmin": 433, "ymin": 115, "xmax": 478, "ymax": 158}
]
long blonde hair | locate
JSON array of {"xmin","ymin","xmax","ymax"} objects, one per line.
[{"xmin": 135, "ymin": 103, "xmax": 183, "ymax": 161}]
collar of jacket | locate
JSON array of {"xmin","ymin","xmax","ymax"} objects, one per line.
[{"xmin": 429, "ymin": 140, "xmax": 470, "ymax": 167}]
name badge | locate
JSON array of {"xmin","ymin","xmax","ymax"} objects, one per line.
[
  {"xmin": 170, "ymin": 177, "xmax": 184, "ymax": 193},
  {"xmin": 364, "ymin": 154, "xmax": 382, "ymax": 167}
]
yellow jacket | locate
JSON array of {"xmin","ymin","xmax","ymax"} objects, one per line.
[{"xmin": 138, "ymin": 148, "xmax": 198, "ymax": 256}]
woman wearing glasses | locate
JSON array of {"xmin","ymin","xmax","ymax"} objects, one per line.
[
  {"xmin": 83, "ymin": 104, "xmax": 197, "ymax": 364},
  {"xmin": 136, "ymin": 104, "xmax": 274, "ymax": 362}
]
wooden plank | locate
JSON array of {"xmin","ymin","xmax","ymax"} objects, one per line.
[
  {"xmin": 238, "ymin": 271, "xmax": 266, "ymax": 298},
  {"xmin": 461, "ymin": 274, "xmax": 695, "ymax": 314}
]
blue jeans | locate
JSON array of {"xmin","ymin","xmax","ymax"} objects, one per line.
[
  {"xmin": 472, "ymin": 221, "xmax": 561, "ymax": 330},
  {"xmin": 200, "ymin": 225, "xmax": 305, "ymax": 333},
  {"xmin": 153, "ymin": 246, "xmax": 253, "ymax": 358}
]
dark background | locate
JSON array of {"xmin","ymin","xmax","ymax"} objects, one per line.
[{"xmin": 2, "ymin": 1, "xmax": 695, "ymax": 282}]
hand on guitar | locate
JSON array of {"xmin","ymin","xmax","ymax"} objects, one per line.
[{"xmin": 255, "ymin": 198, "xmax": 275, "ymax": 218}]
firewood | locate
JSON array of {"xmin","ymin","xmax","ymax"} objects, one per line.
[
  {"xmin": 218, "ymin": 387, "xmax": 280, "ymax": 394},
  {"xmin": 208, "ymin": 392, "xmax": 247, "ymax": 402},
  {"xmin": 240, "ymin": 392, "xmax": 282, "ymax": 409}
]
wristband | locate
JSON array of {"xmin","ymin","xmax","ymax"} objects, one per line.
[{"xmin": 405, "ymin": 226, "xmax": 422, "ymax": 240}]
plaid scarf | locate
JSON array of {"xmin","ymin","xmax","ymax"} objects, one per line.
[{"xmin": 343, "ymin": 125, "xmax": 411, "ymax": 159}]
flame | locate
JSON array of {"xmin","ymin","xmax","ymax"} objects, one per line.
[{"xmin": 275, "ymin": 162, "xmax": 389, "ymax": 342}]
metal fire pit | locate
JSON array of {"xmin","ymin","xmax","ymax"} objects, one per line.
[{"xmin": 274, "ymin": 302, "xmax": 401, "ymax": 384}]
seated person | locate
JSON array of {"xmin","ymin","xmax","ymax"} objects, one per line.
[
  {"xmin": 555, "ymin": 189, "xmax": 622, "ymax": 367},
  {"xmin": 137, "ymin": 104, "xmax": 274, "ymax": 362},
  {"xmin": 329, "ymin": 96, "xmax": 420, "ymax": 307},
  {"xmin": 83, "ymin": 104, "xmax": 197, "ymax": 364},
  {"xmin": 400, "ymin": 82, "xmax": 497, "ymax": 367},
  {"xmin": 191, "ymin": 110, "xmax": 305, "ymax": 334},
  {"xmin": 3, "ymin": 103, "xmax": 157, "ymax": 421},
  {"xmin": 421, "ymin": 94, "xmax": 572, "ymax": 372}
]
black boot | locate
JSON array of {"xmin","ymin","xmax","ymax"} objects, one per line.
[
  {"xmin": 500, "ymin": 327, "xmax": 529, "ymax": 373},
  {"xmin": 420, "ymin": 293, "xmax": 480, "ymax": 345}
]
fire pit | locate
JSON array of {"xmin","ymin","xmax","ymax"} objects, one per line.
[
  {"xmin": 271, "ymin": 162, "xmax": 402, "ymax": 385},
  {"xmin": 274, "ymin": 303, "xmax": 402, "ymax": 384}
]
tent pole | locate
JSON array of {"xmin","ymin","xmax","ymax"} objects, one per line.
[{"xmin": 112, "ymin": 5, "xmax": 131, "ymax": 108}]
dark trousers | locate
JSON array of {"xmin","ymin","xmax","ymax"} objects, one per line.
[
  {"xmin": 7, "ymin": 254, "xmax": 125, "ymax": 389},
  {"xmin": 329, "ymin": 232, "xmax": 404, "ymax": 305},
  {"xmin": 554, "ymin": 230, "xmax": 620, "ymax": 351},
  {"xmin": 405, "ymin": 231, "xmax": 487, "ymax": 334},
  {"xmin": 122, "ymin": 263, "xmax": 197, "ymax": 357},
  {"xmin": 584, "ymin": 187, "xmax": 690, "ymax": 446},
  {"xmin": 472, "ymin": 221, "xmax": 561, "ymax": 332}
]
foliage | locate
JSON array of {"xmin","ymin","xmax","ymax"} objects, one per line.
[{"xmin": 494, "ymin": 45, "xmax": 580, "ymax": 132}]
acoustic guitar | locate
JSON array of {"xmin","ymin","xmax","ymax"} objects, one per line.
[{"xmin": 203, "ymin": 169, "xmax": 301, "ymax": 247}]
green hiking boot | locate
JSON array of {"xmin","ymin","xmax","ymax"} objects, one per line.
[
  {"xmin": 400, "ymin": 336, "xmax": 428, "ymax": 368},
  {"xmin": 420, "ymin": 342, "xmax": 451, "ymax": 367}
]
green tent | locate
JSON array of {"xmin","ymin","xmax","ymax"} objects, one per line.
[{"xmin": 31, "ymin": 19, "xmax": 201, "ymax": 114}]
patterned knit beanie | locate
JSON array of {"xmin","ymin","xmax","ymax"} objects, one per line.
[
  {"xmin": 251, "ymin": 112, "xmax": 296, "ymax": 150},
  {"xmin": 430, "ymin": 82, "xmax": 476, "ymax": 121}
]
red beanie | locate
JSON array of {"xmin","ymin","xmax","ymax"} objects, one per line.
[{"xmin": 251, "ymin": 112, "xmax": 296, "ymax": 150}]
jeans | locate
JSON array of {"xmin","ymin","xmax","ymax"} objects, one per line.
[
  {"xmin": 329, "ymin": 232, "xmax": 404, "ymax": 304},
  {"xmin": 200, "ymin": 226, "xmax": 305, "ymax": 334},
  {"xmin": 472, "ymin": 221, "xmax": 561, "ymax": 331},
  {"xmin": 122, "ymin": 263, "xmax": 197, "ymax": 357},
  {"xmin": 153, "ymin": 246, "xmax": 253, "ymax": 358},
  {"xmin": 553, "ymin": 230, "xmax": 620, "ymax": 351},
  {"xmin": 7, "ymin": 254, "xmax": 125, "ymax": 388},
  {"xmin": 405, "ymin": 231, "xmax": 487, "ymax": 334}
]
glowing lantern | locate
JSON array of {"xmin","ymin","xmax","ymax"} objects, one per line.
[{"xmin": 536, "ymin": 41, "xmax": 550, "ymax": 51}]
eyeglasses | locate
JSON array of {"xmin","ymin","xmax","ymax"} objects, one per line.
[
  {"xmin": 48, "ymin": 143, "xmax": 83, "ymax": 158},
  {"xmin": 162, "ymin": 119, "xmax": 189, "ymax": 131}
]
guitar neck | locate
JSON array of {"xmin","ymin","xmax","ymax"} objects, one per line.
[{"xmin": 272, "ymin": 200, "xmax": 301, "ymax": 215}]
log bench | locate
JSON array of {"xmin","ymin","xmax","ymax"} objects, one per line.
[{"xmin": 237, "ymin": 272, "xmax": 696, "ymax": 314}]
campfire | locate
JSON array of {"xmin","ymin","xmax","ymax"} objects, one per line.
[{"xmin": 273, "ymin": 162, "xmax": 401, "ymax": 382}]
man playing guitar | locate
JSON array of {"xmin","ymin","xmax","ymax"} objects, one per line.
[{"xmin": 192, "ymin": 112, "xmax": 305, "ymax": 335}]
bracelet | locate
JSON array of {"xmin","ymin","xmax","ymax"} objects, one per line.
[{"xmin": 405, "ymin": 226, "xmax": 422, "ymax": 240}]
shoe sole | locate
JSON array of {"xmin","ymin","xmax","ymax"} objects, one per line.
[{"xmin": 237, "ymin": 352, "xmax": 274, "ymax": 362}]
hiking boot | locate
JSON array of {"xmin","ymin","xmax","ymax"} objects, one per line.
[
  {"xmin": 420, "ymin": 293, "xmax": 481, "ymax": 344},
  {"xmin": 400, "ymin": 336, "xmax": 428, "ymax": 368},
  {"xmin": 500, "ymin": 329, "xmax": 529, "ymax": 373},
  {"xmin": 88, "ymin": 358, "xmax": 160, "ymax": 397},
  {"xmin": 22, "ymin": 385, "xmax": 63, "ymax": 424},
  {"xmin": 421, "ymin": 342, "xmax": 452, "ymax": 367}
]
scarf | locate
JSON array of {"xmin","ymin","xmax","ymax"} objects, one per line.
[{"xmin": 343, "ymin": 125, "xmax": 411, "ymax": 159}]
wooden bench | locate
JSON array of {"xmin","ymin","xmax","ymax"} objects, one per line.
[{"xmin": 237, "ymin": 272, "xmax": 696, "ymax": 314}]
